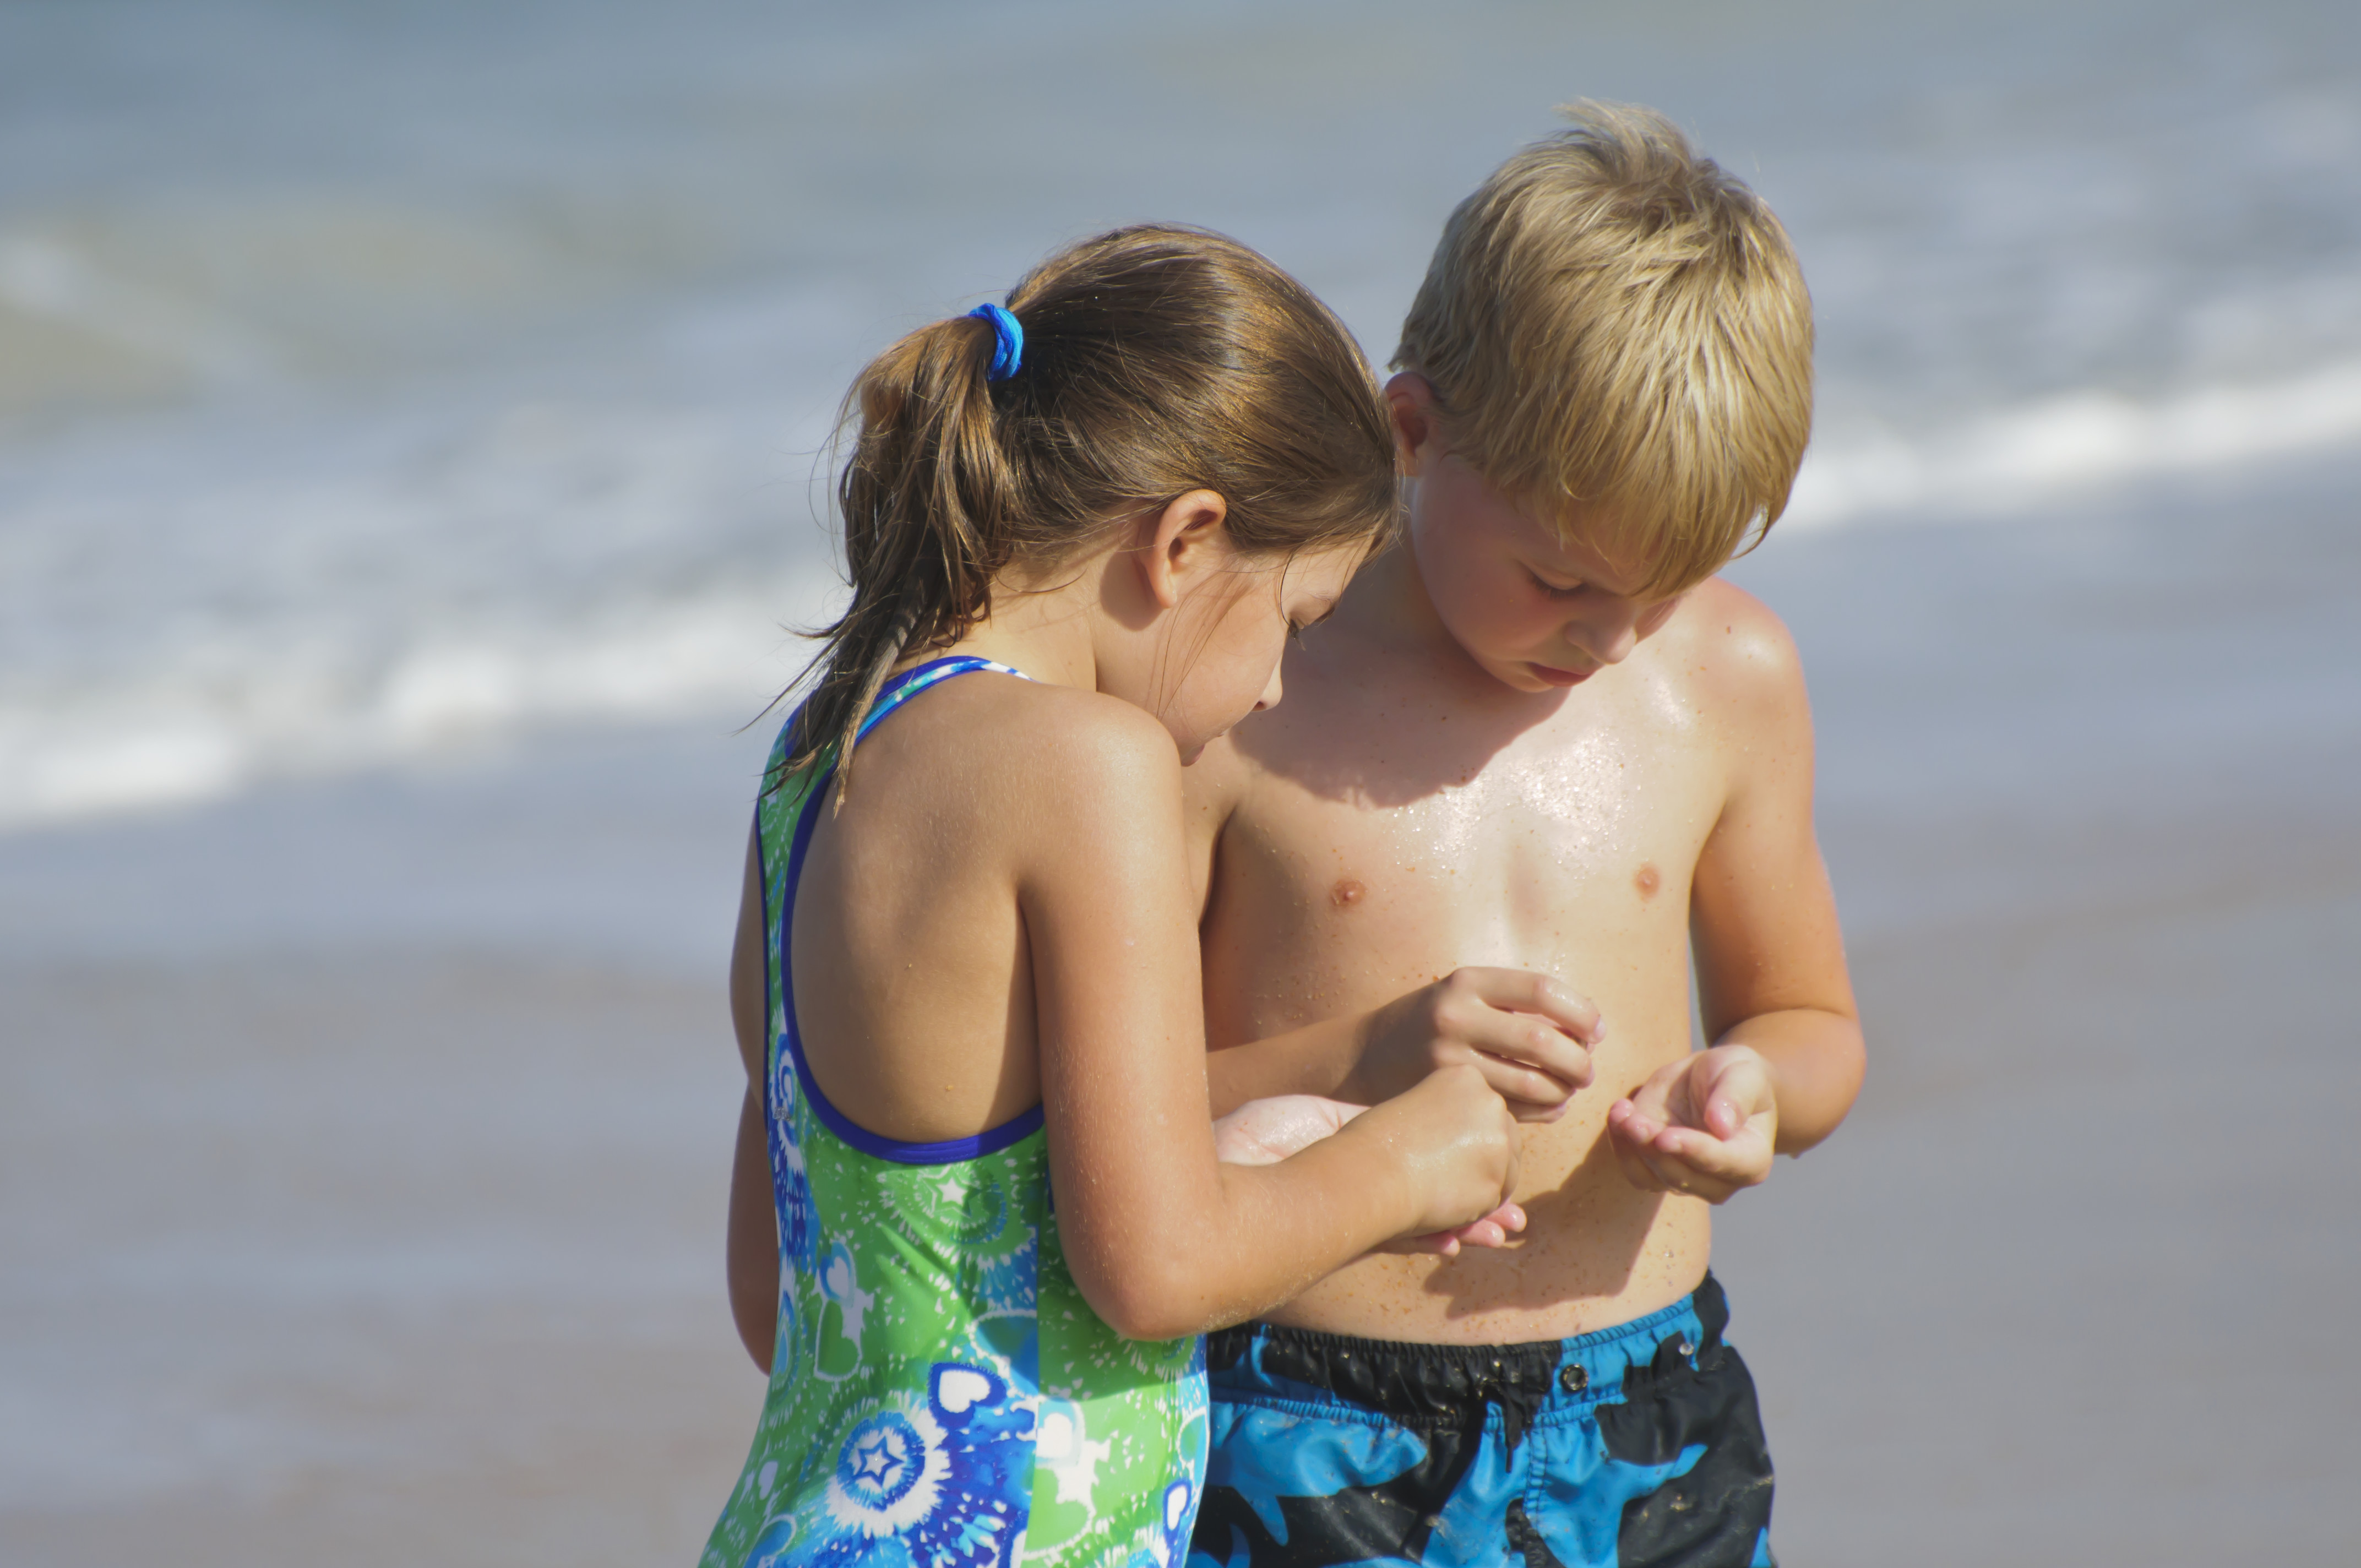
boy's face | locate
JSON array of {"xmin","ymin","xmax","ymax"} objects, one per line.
[{"xmin": 1390, "ymin": 377, "xmax": 1693, "ymax": 695}]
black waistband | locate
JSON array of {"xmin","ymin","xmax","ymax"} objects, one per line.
[{"xmin": 1207, "ymin": 1272, "xmax": 1731, "ymax": 1455}]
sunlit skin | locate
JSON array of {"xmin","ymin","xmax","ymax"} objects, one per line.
[
  {"xmin": 722, "ymin": 490, "xmax": 1532, "ymax": 1365},
  {"xmin": 1190, "ymin": 376, "xmax": 1865, "ymax": 1342}
]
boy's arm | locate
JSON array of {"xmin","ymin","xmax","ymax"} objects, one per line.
[{"xmin": 1608, "ymin": 589, "xmax": 1864, "ymax": 1199}]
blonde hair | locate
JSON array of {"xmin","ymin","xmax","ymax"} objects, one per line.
[
  {"xmin": 782, "ymin": 224, "xmax": 1397, "ymax": 789},
  {"xmin": 1394, "ymin": 102, "xmax": 1814, "ymax": 593}
]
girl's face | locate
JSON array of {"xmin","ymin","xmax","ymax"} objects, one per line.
[{"xmin": 1151, "ymin": 542, "xmax": 1363, "ymax": 762}]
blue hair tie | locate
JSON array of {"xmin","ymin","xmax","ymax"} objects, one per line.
[{"xmin": 966, "ymin": 303, "xmax": 1024, "ymax": 382}]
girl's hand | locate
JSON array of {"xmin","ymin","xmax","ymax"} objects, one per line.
[
  {"xmin": 1606, "ymin": 1046, "xmax": 1778, "ymax": 1203},
  {"xmin": 1212, "ymin": 1093, "xmax": 1522, "ymax": 1255},
  {"xmin": 1383, "ymin": 1199, "xmax": 1526, "ymax": 1257},
  {"xmin": 1340, "ymin": 1064, "xmax": 1521, "ymax": 1240},
  {"xmin": 1348, "ymin": 968, "xmax": 1601, "ymax": 1121}
]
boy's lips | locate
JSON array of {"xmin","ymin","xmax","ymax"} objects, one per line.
[{"xmin": 1528, "ymin": 662, "xmax": 1595, "ymax": 687}]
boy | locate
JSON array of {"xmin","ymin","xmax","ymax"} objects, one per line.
[{"xmin": 1188, "ymin": 105, "xmax": 1863, "ymax": 1568}]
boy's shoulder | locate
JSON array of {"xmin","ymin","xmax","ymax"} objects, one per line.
[
  {"xmin": 1637, "ymin": 578, "xmax": 1818, "ymax": 834},
  {"xmin": 1188, "ymin": 577, "xmax": 1808, "ymax": 825},
  {"xmin": 1652, "ymin": 576, "xmax": 1809, "ymax": 726}
]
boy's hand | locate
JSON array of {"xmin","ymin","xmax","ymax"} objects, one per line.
[
  {"xmin": 1214, "ymin": 1092, "xmax": 1525, "ymax": 1256},
  {"xmin": 1350, "ymin": 967, "xmax": 1600, "ymax": 1121},
  {"xmin": 1606, "ymin": 1046, "xmax": 1778, "ymax": 1203}
]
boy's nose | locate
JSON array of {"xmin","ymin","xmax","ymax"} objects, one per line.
[{"xmin": 1571, "ymin": 610, "xmax": 1641, "ymax": 666}]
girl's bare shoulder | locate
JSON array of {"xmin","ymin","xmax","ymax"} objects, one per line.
[{"xmin": 856, "ymin": 673, "xmax": 1185, "ymax": 854}]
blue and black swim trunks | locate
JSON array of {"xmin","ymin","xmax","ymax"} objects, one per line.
[{"xmin": 1187, "ymin": 1273, "xmax": 1774, "ymax": 1568}]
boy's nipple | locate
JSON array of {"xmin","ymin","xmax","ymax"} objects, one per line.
[
  {"xmin": 1330, "ymin": 877, "xmax": 1367, "ymax": 910},
  {"xmin": 1634, "ymin": 863, "xmax": 1661, "ymax": 900}
]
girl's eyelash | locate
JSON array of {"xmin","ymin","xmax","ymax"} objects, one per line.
[{"xmin": 1286, "ymin": 620, "xmax": 1307, "ymax": 645}]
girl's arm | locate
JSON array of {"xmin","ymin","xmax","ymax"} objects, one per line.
[
  {"xmin": 1023, "ymin": 705, "xmax": 1519, "ymax": 1342},
  {"xmin": 725, "ymin": 823, "xmax": 781, "ymax": 1371}
]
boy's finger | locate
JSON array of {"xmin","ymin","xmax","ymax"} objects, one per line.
[
  {"xmin": 1619, "ymin": 1071, "xmax": 1678, "ymax": 1124},
  {"xmin": 1449, "ymin": 1003, "xmax": 1593, "ymax": 1086},
  {"xmin": 1486, "ymin": 969, "xmax": 1604, "ymax": 1043},
  {"xmin": 1654, "ymin": 1156, "xmax": 1736, "ymax": 1201},
  {"xmin": 1451, "ymin": 967, "xmax": 1603, "ymax": 1044},
  {"xmin": 1479, "ymin": 1055, "xmax": 1579, "ymax": 1110},
  {"xmin": 1617, "ymin": 1153, "xmax": 1663, "ymax": 1193},
  {"xmin": 1655, "ymin": 1128, "xmax": 1771, "ymax": 1186},
  {"xmin": 1608, "ymin": 1099, "xmax": 1663, "ymax": 1144},
  {"xmin": 1635, "ymin": 1149, "xmax": 1684, "ymax": 1193},
  {"xmin": 1611, "ymin": 1131, "xmax": 1674, "ymax": 1194}
]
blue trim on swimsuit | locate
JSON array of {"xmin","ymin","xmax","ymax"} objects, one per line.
[{"xmin": 777, "ymin": 655, "xmax": 1045, "ymax": 1166}]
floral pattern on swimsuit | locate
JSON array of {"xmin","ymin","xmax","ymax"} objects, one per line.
[{"xmin": 700, "ymin": 658, "xmax": 1209, "ymax": 1568}]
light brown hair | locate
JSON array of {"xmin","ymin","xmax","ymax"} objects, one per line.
[
  {"xmin": 780, "ymin": 224, "xmax": 1397, "ymax": 788},
  {"xmin": 1394, "ymin": 102, "xmax": 1814, "ymax": 593}
]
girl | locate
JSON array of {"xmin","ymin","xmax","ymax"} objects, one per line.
[{"xmin": 701, "ymin": 226, "xmax": 1524, "ymax": 1568}]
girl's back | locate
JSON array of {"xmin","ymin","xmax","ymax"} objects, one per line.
[{"xmin": 701, "ymin": 658, "xmax": 1201, "ymax": 1568}]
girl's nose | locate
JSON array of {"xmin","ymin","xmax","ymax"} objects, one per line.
[{"xmin": 1255, "ymin": 661, "xmax": 1285, "ymax": 712}]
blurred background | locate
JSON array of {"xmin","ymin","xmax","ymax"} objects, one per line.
[{"xmin": 3, "ymin": 1, "xmax": 2355, "ymax": 1564}]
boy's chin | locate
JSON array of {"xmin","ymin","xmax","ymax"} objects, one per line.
[
  {"xmin": 1522, "ymin": 661, "xmax": 1597, "ymax": 689},
  {"xmin": 1475, "ymin": 652, "xmax": 1593, "ymax": 693}
]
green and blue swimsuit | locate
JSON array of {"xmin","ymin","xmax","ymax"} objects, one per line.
[{"xmin": 701, "ymin": 657, "xmax": 1208, "ymax": 1568}]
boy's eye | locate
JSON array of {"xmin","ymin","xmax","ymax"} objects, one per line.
[{"xmin": 1527, "ymin": 568, "xmax": 1584, "ymax": 598}]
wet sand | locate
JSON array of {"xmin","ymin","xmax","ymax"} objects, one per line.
[
  {"xmin": 6, "ymin": 455, "xmax": 2359, "ymax": 1566},
  {"xmin": 2, "ymin": 953, "xmax": 758, "ymax": 1566}
]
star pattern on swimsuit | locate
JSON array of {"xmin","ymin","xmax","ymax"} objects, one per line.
[{"xmin": 852, "ymin": 1429, "xmax": 906, "ymax": 1487}]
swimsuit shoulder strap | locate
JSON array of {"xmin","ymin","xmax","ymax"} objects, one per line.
[{"xmin": 854, "ymin": 655, "xmax": 1032, "ymax": 747}]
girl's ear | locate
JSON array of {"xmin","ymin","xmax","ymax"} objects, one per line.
[{"xmin": 1138, "ymin": 489, "xmax": 1231, "ymax": 610}]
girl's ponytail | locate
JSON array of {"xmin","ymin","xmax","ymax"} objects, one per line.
[
  {"xmin": 784, "ymin": 308, "xmax": 1020, "ymax": 800},
  {"xmin": 771, "ymin": 226, "xmax": 1400, "ymax": 800}
]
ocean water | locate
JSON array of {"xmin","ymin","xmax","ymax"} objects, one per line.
[{"xmin": 3, "ymin": 0, "xmax": 2358, "ymax": 831}]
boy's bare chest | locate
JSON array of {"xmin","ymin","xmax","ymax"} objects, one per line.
[{"xmin": 1202, "ymin": 685, "xmax": 1725, "ymax": 1047}]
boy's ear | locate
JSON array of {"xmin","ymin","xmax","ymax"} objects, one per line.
[
  {"xmin": 1385, "ymin": 372, "xmax": 1445, "ymax": 477},
  {"xmin": 1138, "ymin": 488, "xmax": 1231, "ymax": 610}
]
